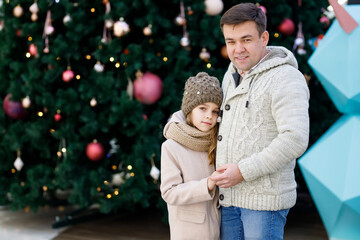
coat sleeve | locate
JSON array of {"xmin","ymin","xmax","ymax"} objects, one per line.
[
  {"xmin": 238, "ymin": 67, "xmax": 310, "ymax": 181},
  {"xmin": 160, "ymin": 141, "xmax": 214, "ymax": 205}
]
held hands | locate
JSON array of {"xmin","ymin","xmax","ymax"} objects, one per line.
[{"xmin": 210, "ymin": 163, "xmax": 244, "ymax": 188}]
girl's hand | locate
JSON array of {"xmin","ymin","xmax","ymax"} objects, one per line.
[{"xmin": 207, "ymin": 177, "xmax": 216, "ymax": 191}]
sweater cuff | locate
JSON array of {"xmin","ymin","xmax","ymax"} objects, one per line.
[{"xmin": 237, "ymin": 156, "xmax": 260, "ymax": 182}]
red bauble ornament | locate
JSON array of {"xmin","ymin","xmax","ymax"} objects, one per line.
[
  {"xmin": 16, "ymin": 29, "xmax": 22, "ymax": 37},
  {"xmin": 3, "ymin": 94, "xmax": 27, "ymax": 120},
  {"xmin": 62, "ymin": 69, "xmax": 74, "ymax": 82},
  {"xmin": 277, "ymin": 18, "xmax": 295, "ymax": 36},
  {"xmin": 86, "ymin": 141, "xmax": 105, "ymax": 161},
  {"xmin": 54, "ymin": 113, "xmax": 62, "ymax": 122},
  {"xmin": 133, "ymin": 72, "xmax": 163, "ymax": 105},
  {"xmin": 29, "ymin": 44, "xmax": 37, "ymax": 56}
]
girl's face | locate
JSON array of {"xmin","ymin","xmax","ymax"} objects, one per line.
[{"xmin": 189, "ymin": 102, "xmax": 220, "ymax": 132}]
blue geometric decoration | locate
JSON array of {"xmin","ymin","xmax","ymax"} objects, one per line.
[
  {"xmin": 308, "ymin": 5, "xmax": 360, "ymax": 114},
  {"xmin": 300, "ymin": 4, "xmax": 360, "ymax": 240},
  {"xmin": 299, "ymin": 115, "xmax": 360, "ymax": 239}
]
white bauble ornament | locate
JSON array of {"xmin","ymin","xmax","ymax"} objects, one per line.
[
  {"xmin": 63, "ymin": 14, "xmax": 72, "ymax": 25},
  {"xmin": 43, "ymin": 47, "xmax": 50, "ymax": 54},
  {"xmin": 297, "ymin": 48, "xmax": 307, "ymax": 55},
  {"xmin": 113, "ymin": 18, "xmax": 130, "ymax": 37},
  {"xmin": 112, "ymin": 172, "xmax": 125, "ymax": 186},
  {"xmin": 143, "ymin": 25, "xmax": 152, "ymax": 36},
  {"xmin": 22, "ymin": 96, "xmax": 31, "ymax": 108},
  {"xmin": 94, "ymin": 61, "xmax": 104, "ymax": 72},
  {"xmin": 14, "ymin": 157, "xmax": 24, "ymax": 171},
  {"xmin": 294, "ymin": 37, "xmax": 305, "ymax": 47},
  {"xmin": 90, "ymin": 98, "xmax": 97, "ymax": 107},
  {"xmin": 199, "ymin": 48, "xmax": 210, "ymax": 60},
  {"xmin": 13, "ymin": 5, "xmax": 24, "ymax": 18},
  {"xmin": 127, "ymin": 78, "xmax": 133, "ymax": 99},
  {"xmin": 29, "ymin": 2, "xmax": 39, "ymax": 13},
  {"xmin": 180, "ymin": 36, "xmax": 190, "ymax": 47},
  {"xmin": 105, "ymin": 19, "xmax": 114, "ymax": 29},
  {"xmin": 150, "ymin": 166, "xmax": 160, "ymax": 180},
  {"xmin": 31, "ymin": 13, "xmax": 38, "ymax": 22},
  {"xmin": 205, "ymin": 0, "xmax": 224, "ymax": 16},
  {"xmin": 175, "ymin": 15, "xmax": 186, "ymax": 26}
]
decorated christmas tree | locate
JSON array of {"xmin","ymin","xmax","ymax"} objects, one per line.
[{"xmin": 0, "ymin": 0, "xmax": 336, "ymax": 215}]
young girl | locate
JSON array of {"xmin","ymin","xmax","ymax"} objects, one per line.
[{"xmin": 160, "ymin": 72, "xmax": 222, "ymax": 240}]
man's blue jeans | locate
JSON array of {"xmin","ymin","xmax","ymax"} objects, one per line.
[{"xmin": 220, "ymin": 206, "xmax": 289, "ymax": 240}]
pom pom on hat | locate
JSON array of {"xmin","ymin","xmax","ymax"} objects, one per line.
[{"xmin": 181, "ymin": 72, "xmax": 223, "ymax": 117}]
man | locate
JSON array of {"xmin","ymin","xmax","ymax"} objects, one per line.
[{"xmin": 210, "ymin": 3, "xmax": 310, "ymax": 240}]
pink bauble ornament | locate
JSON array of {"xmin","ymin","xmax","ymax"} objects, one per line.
[
  {"xmin": 86, "ymin": 141, "xmax": 104, "ymax": 161},
  {"xmin": 29, "ymin": 44, "xmax": 37, "ymax": 56},
  {"xmin": 62, "ymin": 69, "xmax": 74, "ymax": 82},
  {"xmin": 3, "ymin": 94, "xmax": 27, "ymax": 120},
  {"xmin": 45, "ymin": 25, "xmax": 54, "ymax": 35},
  {"xmin": 258, "ymin": 5, "xmax": 267, "ymax": 14},
  {"xmin": 133, "ymin": 72, "xmax": 163, "ymax": 105},
  {"xmin": 319, "ymin": 16, "xmax": 330, "ymax": 27},
  {"xmin": 277, "ymin": 18, "xmax": 295, "ymax": 36}
]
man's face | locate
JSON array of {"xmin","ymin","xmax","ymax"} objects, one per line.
[{"xmin": 223, "ymin": 21, "xmax": 269, "ymax": 72}]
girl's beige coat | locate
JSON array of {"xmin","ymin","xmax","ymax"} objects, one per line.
[{"xmin": 160, "ymin": 113, "xmax": 220, "ymax": 240}]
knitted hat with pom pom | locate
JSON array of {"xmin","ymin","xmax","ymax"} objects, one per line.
[{"xmin": 181, "ymin": 72, "xmax": 223, "ymax": 117}]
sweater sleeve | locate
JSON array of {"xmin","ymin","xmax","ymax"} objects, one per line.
[
  {"xmin": 238, "ymin": 67, "xmax": 310, "ymax": 181},
  {"xmin": 160, "ymin": 141, "xmax": 213, "ymax": 205}
]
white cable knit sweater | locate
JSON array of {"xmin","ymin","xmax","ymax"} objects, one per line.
[{"xmin": 216, "ymin": 46, "xmax": 310, "ymax": 211}]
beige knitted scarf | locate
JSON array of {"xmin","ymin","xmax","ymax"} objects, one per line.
[{"xmin": 165, "ymin": 122, "xmax": 211, "ymax": 152}]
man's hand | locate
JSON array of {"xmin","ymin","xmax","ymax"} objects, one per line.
[{"xmin": 210, "ymin": 163, "xmax": 244, "ymax": 188}]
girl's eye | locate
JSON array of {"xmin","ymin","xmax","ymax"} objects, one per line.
[
  {"xmin": 199, "ymin": 107, "xmax": 206, "ymax": 111},
  {"xmin": 213, "ymin": 111, "xmax": 219, "ymax": 115}
]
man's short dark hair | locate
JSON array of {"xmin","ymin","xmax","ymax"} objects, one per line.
[{"xmin": 220, "ymin": 3, "xmax": 267, "ymax": 36}]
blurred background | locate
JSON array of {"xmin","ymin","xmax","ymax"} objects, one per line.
[{"xmin": 0, "ymin": 0, "xmax": 350, "ymax": 239}]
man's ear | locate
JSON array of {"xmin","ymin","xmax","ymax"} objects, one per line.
[{"xmin": 261, "ymin": 30, "xmax": 269, "ymax": 47}]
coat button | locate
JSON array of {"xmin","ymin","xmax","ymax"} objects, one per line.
[
  {"xmin": 225, "ymin": 104, "xmax": 230, "ymax": 111},
  {"xmin": 217, "ymin": 135, "xmax": 222, "ymax": 141},
  {"xmin": 219, "ymin": 194, "xmax": 224, "ymax": 201}
]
